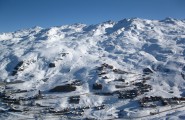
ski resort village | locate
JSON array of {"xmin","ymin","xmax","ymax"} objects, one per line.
[{"xmin": 0, "ymin": 18, "xmax": 185, "ymax": 119}]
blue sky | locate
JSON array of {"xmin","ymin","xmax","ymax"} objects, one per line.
[{"xmin": 0, "ymin": 0, "xmax": 185, "ymax": 33}]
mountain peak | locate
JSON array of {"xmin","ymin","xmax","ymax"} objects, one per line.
[{"xmin": 159, "ymin": 17, "xmax": 178, "ymax": 24}]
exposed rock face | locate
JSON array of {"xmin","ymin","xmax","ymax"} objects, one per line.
[{"xmin": 48, "ymin": 63, "xmax": 55, "ymax": 68}]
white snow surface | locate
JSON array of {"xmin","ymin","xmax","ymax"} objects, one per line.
[{"xmin": 0, "ymin": 18, "xmax": 185, "ymax": 119}]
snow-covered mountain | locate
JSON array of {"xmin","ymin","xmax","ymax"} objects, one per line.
[{"xmin": 0, "ymin": 18, "xmax": 185, "ymax": 120}]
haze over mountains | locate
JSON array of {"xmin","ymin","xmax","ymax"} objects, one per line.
[{"xmin": 0, "ymin": 18, "xmax": 185, "ymax": 119}]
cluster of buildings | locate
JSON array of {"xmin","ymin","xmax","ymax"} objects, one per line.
[
  {"xmin": 116, "ymin": 82, "xmax": 152, "ymax": 99},
  {"xmin": 117, "ymin": 89, "xmax": 139, "ymax": 99},
  {"xmin": 139, "ymin": 96, "xmax": 185, "ymax": 108}
]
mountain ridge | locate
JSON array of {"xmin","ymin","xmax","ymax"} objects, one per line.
[{"xmin": 1, "ymin": 17, "xmax": 185, "ymax": 36}]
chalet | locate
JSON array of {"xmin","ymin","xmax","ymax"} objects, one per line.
[
  {"xmin": 95, "ymin": 92, "xmax": 114, "ymax": 96},
  {"xmin": 136, "ymin": 83, "xmax": 152, "ymax": 94},
  {"xmin": 150, "ymin": 96, "xmax": 162, "ymax": 101},
  {"xmin": 134, "ymin": 82, "xmax": 143, "ymax": 87},
  {"xmin": 161, "ymin": 99, "xmax": 169, "ymax": 106},
  {"xmin": 102, "ymin": 63, "xmax": 113, "ymax": 69},
  {"xmin": 48, "ymin": 108, "xmax": 69, "ymax": 114},
  {"xmin": 107, "ymin": 65, "xmax": 113, "ymax": 69},
  {"xmin": 4, "ymin": 100, "xmax": 20, "ymax": 105},
  {"xmin": 69, "ymin": 96, "xmax": 80, "ymax": 104},
  {"xmin": 96, "ymin": 63, "xmax": 113, "ymax": 72},
  {"xmin": 169, "ymin": 91, "xmax": 174, "ymax": 93},
  {"xmin": 140, "ymin": 89, "xmax": 150, "ymax": 93},
  {"xmin": 49, "ymin": 84, "xmax": 76, "ymax": 92},
  {"xmin": 141, "ymin": 96, "xmax": 162, "ymax": 102},
  {"xmin": 179, "ymin": 97, "xmax": 185, "ymax": 101},
  {"xmin": 115, "ymin": 85, "xmax": 126, "ymax": 88},
  {"xmin": 82, "ymin": 106, "xmax": 90, "ymax": 109},
  {"xmin": 98, "ymin": 72, "xmax": 107, "ymax": 76},
  {"xmin": 113, "ymin": 69, "xmax": 127, "ymax": 74},
  {"xmin": 6, "ymin": 80, "xmax": 25, "ymax": 84},
  {"xmin": 118, "ymin": 89, "xmax": 139, "ymax": 99},
  {"xmin": 168, "ymin": 99, "xmax": 180, "ymax": 105},
  {"xmin": 13, "ymin": 89, "xmax": 28, "ymax": 93},
  {"xmin": 2, "ymin": 96, "xmax": 20, "ymax": 105},
  {"xmin": 143, "ymin": 77, "xmax": 151, "ymax": 80},
  {"xmin": 85, "ymin": 117, "xmax": 97, "ymax": 120},
  {"xmin": 61, "ymin": 53, "xmax": 68, "ymax": 57},
  {"xmin": 102, "ymin": 76, "xmax": 109, "ymax": 79},
  {"xmin": 71, "ymin": 80, "xmax": 83, "ymax": 86},
  {"xmin": 94, "ymin": 104, "xmax": 105, "ymax": 110},
  {"xmin": 19, "ymin": 97, "xmax": 27, "ymax": 101},
  {"xmin": 114, "ymin": 77, "xmax": 125, "ymax": 82},
  {"xmin": 150, "ymin": 112, "xmax": 157, "ymax": 115},
  {"xmin": 69, "ymin": 111, "xmax": 84, "ymax": 115}
]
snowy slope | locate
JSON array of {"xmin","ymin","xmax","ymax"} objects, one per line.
[{"xmin": 0, "ymin": 18, "xmax": 185, "ymax": 119}]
